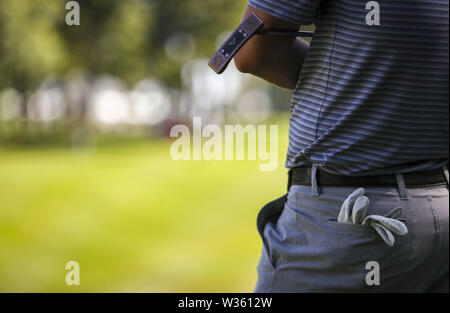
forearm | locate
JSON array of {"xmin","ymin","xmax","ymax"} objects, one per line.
[
  {"xmin": 249, "ymin": 38, "xmax": 308, "ymax": 90},
  {"xmin": 234, "ymin": 6, "xmax": 309, "ymax": 90}
]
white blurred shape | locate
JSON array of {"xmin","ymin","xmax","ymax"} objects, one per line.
[
  {"xmin": 65, "ymin": 71, "xmax": 90, "ymax": 117},
  {"xmin": 130, "ymin": 79, "xmax": 171, "ymax": 125},
  {"xmin": 89, "ymin": 76, "xmax": 130, "ymax": 125},
  {"xmin": 91, "ymin": 89, "xmax": 129, "ymax": 125},
  {"xmin": 0, "ymin": 88, "xmax": 22, "ymax": 121},
  {"xmin": 181, "ymin": 58, "xmax": 244, "ymax": 111},
  {"xmin": 236, "ymin": 88, "xmax": 272, "ymax": 123},
  {"xmin": 29, "ymin": 86, "xmax": 66, "ymax": 122}
]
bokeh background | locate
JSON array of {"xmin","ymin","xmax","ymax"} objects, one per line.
[{"xmin": 0, "ymin": 0, "xmax": 311, "ymax": 292}]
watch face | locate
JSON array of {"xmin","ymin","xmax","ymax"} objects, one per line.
[{"xmin": 220, "ymin": 29, "xmax": 246, "ymax": 57}]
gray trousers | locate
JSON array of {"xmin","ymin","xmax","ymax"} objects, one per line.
[{"xmin": 255, "ymin": 173, "xmax": 449, "ymax": 292}]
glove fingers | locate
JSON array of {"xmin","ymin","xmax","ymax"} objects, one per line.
[
  {"xmin": 351, "ymin": 196, "xmax": 369, "ymax": 224},
  {"xmin": 363, "ymin": 215, "xmax": 408, "ymax": 236},
  {"xmin": 337, "ymin": 203, "xmax": 352, "ymax": 223},
  {"xmin": 338, "ymin": 188, "xmax": 365, "ymax": 223},
  {"xmin": 371, "ymin": 223, "xmax": 396, "ymax": 247}
]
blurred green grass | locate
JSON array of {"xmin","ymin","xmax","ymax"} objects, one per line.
[{"xmin": 0, "ymin": 118, "xmax": 289, "ymax": 292}]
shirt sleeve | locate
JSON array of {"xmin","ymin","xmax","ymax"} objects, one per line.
[{"xmin": 248, "ymin": 0, "xmax": 321, "ymax": 25}]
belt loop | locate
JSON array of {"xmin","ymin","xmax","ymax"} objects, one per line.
[
  {"xmin": 311, "ymin": 165, "xmax": 319, "ymax": 197},
  {"xmin": 396, "ymin": 174, "xmax": 408, "ymax": 200},
  {"xmin": 444, "ymin": 166, "xmax": 449, "ymax": 186},
  {"xmin": 287, "ymin": 168, "xmax": 293, "ymax": 192}
]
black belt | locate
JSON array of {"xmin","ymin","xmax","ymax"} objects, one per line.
[{"xmin": 288, "ymin": 166, "xmax": 448, "ymax": 189}]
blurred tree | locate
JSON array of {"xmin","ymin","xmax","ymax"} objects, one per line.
[
  {"xmin": 149, "ymin": 0, "xmax": 244, "ymax": 86},
  {"xmin": 0, "ymin": 0, "xmax": 246, "ymax": 93},
  {"xmin": 0, "ymin": 0, "xmax": 70, "ymax": 92}
]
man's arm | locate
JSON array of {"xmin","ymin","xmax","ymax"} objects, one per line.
[{"xmin": 234, "ymin": 5, "xmax": 309, "ymax": 90}]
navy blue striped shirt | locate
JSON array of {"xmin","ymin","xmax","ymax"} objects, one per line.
[{"xmin": 248, "ymin": 0, "xmax": 449, "ymax": 175}]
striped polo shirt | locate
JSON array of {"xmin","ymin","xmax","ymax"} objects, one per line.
[{"xmin": 248, "ymin": 0, "xmax": 449, "ymax": 176}]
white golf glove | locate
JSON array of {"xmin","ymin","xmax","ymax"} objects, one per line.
[{"xmin": 338, "ymin": 188, "xmax": 408, "ymax": 247}]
